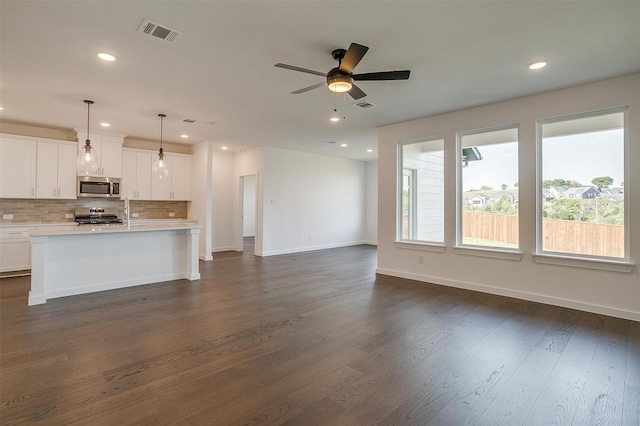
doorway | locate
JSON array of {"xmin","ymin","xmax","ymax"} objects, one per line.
[{"xmin": 240, "ymin": 175, "xmax": 257, "ymax": 254}]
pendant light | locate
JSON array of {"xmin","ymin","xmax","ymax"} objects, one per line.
[
  {"xmin": 152, "ymin": 113, "xmax": 170, "ymax": 179},
  {"xmin": 77, "ymin": 100, "xmax": 100, "ymax": 175}
]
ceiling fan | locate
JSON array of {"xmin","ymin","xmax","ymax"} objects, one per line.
[{"xmin": 275, "ymin": 42, "xmax": 410, "ymax": 100}]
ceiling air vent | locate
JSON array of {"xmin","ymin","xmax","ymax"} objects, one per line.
[
  {"xmin": 139, "ymin": 19, "xmax": 181, "ymax": 43},
  {"xmin": 353, "ymin": 101, "xmax": 377, "ymax": 109},
  {"xmin": 183, "ymin": 119, "xmax": 196, "ymax": 123}
]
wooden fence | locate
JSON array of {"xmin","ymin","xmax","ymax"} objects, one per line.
[{"xmin": 463, "ymin": 211, "xmax": 624, "ymax": 257}]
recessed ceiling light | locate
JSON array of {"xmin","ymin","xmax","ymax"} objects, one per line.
[
  {"xmin": 0, "ymin": 106, "xmax": 4, "ymax": 110},
  {"xmin": 366, "ymin": 148, "xmax": 373, "ymax": 153},
  {"xmin": 340, "ymin": 143, "xmax": 348, "ymax": 147},
  {"xmin": 180, "ymin": 134, "xmax": 189, "ymax": 139},
  {"xmin": 330, "ymin": 117, "xmax": 340, "ymax": 122},
  {"xmin": 100, "ymin": 122, "xmax": 110, "ymax": 127},
  {"xmin": 528, "ymin": 60, "xmax": 548, "ymax": 70},
  {"xmin": 221, "ymin": 146, "xmax": 228, "ymax": 150},
  {"xmin": 98, "ymin": 52, "xmax": 116, "ymax": 62}
]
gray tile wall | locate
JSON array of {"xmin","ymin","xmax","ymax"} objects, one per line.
[{"xmin": 0, "ymin": 199, "xmax": 188, "ymax": 224}]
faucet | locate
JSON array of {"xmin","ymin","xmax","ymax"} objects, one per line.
[{"xmin": 124, "ymin": 197, "xmax": 130, "ymax": 229}]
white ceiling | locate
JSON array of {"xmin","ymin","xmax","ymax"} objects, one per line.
[{"xmin": 1, "ymin": 1, "xmax": 639, "ymax": 161}]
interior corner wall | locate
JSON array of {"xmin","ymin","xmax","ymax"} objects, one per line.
[
  {"xmin": 211, "ymin": 150, "xmax": 236, "ymax": 252},
  {"xmin": 188, "ymin": 141, "xmax": 212, "ymax": 260},
  {"xmin": 242, "ymin": 175, "xmax": 257, "ymax": 237},
  {"xmin": 377, "ymin": 73, "xmax": 640, "ymax": 321},
  {"xmin": 365, "ymin": 161, "xmax": 378, "ymax": 245},
  {"xmin": 261, "ymin": 146, "xmax": 366, "ymax": 256}
]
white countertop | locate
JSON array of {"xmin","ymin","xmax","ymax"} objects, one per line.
[
  {"xmin": 1, "ymin": 219, "xmax": 196, "ymax": 231},
  {"xmin": 29, "ymin": 222, "xmax": 200, "ymax": 237}
]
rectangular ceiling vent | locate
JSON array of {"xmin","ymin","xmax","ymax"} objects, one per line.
[
  {"xmin": 139, "ymin": 19, "xmax": 181, "ymax": 43},
  {"xmin": 183, "ymin": 119, "xmax": 196, "ymax": 123},
  {"xmin": 353, "ymin": 101, "xmax": 377, "ymax": 109}
]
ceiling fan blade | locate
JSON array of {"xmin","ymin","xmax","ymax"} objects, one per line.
[
  {"xmin": 348, "ymin": 84, "xmax": 367, "ymax": 100},
  {"xmin": 353, "ymin": 70, "xmax": 411, "ymax": 81},
  {"xmin": 339, "ymin": 43, "xmax": 369, "ymax": 74},
  {"xmin": 291, "ymin": 81, "xmax": 326, "ymax": 94},
  {"xmin": 274, "ymin": 63, "xmax": 326, "ymax": 77}
]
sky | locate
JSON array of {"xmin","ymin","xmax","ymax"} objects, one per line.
[{"xmin": 462, "ymin": 129, "xmax": 624, "ymax": 191}]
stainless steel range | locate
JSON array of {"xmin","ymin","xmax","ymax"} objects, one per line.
[{"xmin": 74, "ymin": 208, "xmax": 123, "ymax": 226}]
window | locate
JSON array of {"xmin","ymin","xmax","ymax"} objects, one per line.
[
  {"xmin": 538, "ymin": 108, "xmax": 626, "ymax": 259},
  {"xmin": 458, "ymin": 126, "xmax": 519, "ymax": 249},
  {"xmin": 398, "ymin": 138, "xmax": 444, "ymax": 243}
]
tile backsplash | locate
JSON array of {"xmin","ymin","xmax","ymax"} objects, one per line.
[{"xmin": 0, "ymin": 199, "xmax": 188, "ymax": 224}]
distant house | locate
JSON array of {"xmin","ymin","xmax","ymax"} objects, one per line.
[
  {"xmin": 489, "ymin": 190, "xmax": 518, "ymax": 204},
  {"xmin": 465, "ymin": 194, "xmax": 490, "ymax": 206},
  {"xmin": 601, "ymin": 186, "xmax": 624, "ymax": 200},
  {"xmin": 544, "ymin": 186, "xmax": 566, "ymax": 201},
  {"xmin": 562, "ymin": 186, "xmax": 600, "ymax": 199}
]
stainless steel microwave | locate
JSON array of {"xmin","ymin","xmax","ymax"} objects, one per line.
[{"xmin": 77, "ymin": 176, "xmax": 121, "ymax": 198}]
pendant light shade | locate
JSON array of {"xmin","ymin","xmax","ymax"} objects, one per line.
[
  {"xmin": 152, "ymin": 113, "xmax": 170, "ymax": 180},
  {"xmin": 77, "ymin": 100, "xmax": 100, "ymax": 175}
]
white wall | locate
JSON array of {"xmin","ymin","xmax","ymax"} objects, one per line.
[
  {"xmin": 377, "ymin": 73, "xmax": 640, "ymax": 321},
  {"xmin": 188, "ymin": 141, "xmax": 212, "ymax": 260},
  {"xmin": 260, "ymin": 146, "xmax": 366, "ymax": 256},
  {"xmin": 211, "ymin": 150, "xmax": 236, "ymax": 252},
  {"xmin": 365, "ymin": 161, "xmax": 378, "ymax": 245},
  {"xmin": 242, "ymin": 175, "xmax": 256, "ymax": 237}
]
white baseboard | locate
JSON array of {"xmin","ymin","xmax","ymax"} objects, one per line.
[
  {"xmin": 199, "ymin": 253, "xmax": 213, "ymax": 261},
  {"xmin": 261, "ymin": 241, "xmax": 367, "ymax": 257},
  {"xmin": 375, "ymin": 267, "xmax": 640, "ymax": 322}
]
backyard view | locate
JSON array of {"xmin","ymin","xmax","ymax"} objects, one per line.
[{"xmin": 400, "ymin": 110, "xmax": 625, "ymax": 259}]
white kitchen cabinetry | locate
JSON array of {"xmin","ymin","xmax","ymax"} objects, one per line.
[
  {"xmin": 36, "ymin": 140, "xmax": 77, "ymax": 199},
  {"xmin": 0, "ymin": 228, "xmax": 31, "ymax": 275},
  {"xmin": 121, "ymin": 149, "xmax": 152, "ymax": 200},
  {"xmin": 75, "ymin": 129, "xmax": 125, "ymax": 177},
  {"xmin": 150, "ymin": 153, "xmax": 192, "ymax": 200},
  {"xmin": 0, "ymin": 134, "xmax": 37, "ymax": 198}
]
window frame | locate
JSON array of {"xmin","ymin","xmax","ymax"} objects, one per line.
[
  {"xmin": 455, "ymin": 123, "xmax": 521, "ymax": 252},
  {"xmin": 396, "ymin": 136, "xmax": 445, "ymax": 246},
  {"xmin": 535, "ymin": 106, "xmax": 630, "ymax": 264}
]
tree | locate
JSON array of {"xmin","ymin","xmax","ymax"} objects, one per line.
[
  {"xmin": 548, "ymin": 199, "xmax": 583, "ymax": 221},
  {"xmin": 501, "ymin": 183, "xmax": 508, "ymax": 190},
  {"xmin": 543, "ymin": 178, "xmax": 581, "ymax": 188},
  {"xmin": 480, "ymin": 185, "xmax": 492, "ymax": 191},
  {"xmin": 591, "ymin": 176, "xmax": 613, "ymax": 190}
]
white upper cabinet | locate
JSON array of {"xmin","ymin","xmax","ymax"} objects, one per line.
[
  {"xmin": 75, "ymin": 129, "xmax": 125, "ymax": 177},
  {"xmin": 121, "ymin": 149, "xmax": 152, "ymax": 200},
  {"xmin": 150, "ymin": 153, "xmax": 192, "ymax": 201},
  {"xmin": 0, "ymin": 134, "xmax": 37, "ymax": 198},
  {"xmin": 36, "ymin": 140, "xmax": 77, "ymax": 199},
  {"xmin": 170, "ymin": 155, "xmax": 192, "ymax": 201}
]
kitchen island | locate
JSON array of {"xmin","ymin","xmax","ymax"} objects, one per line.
[{"xmin": 28, "ymin": 223, "xmax": 200, "ymax": 305}]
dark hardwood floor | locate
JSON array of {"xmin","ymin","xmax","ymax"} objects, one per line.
[{"xmin": 1, "ymin": 241, "xmax": 638, "ymax": 425}]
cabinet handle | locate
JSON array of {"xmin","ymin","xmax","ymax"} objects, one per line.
[{"xmin": 31, "ymin": 187, "xmax": 34, "ymax": 196}]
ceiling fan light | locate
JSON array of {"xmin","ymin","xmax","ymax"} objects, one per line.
[{"xmin": 328, "ymin": 78, "xmax": 352, "ymax": 93}]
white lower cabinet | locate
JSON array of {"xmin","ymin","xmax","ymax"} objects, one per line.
[{"xmin": 0, "ymin": 229, "xmax": 31, "ymax": 275}]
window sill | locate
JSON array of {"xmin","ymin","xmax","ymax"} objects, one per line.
[
  {"xmin": 395, "ymin": 241, "xmax": 446, "ymax": 253},
  {"xmin": 453, "ymin": 246, "xmax": 523, "ymax": 261},
  {"xmin": 533, "ymin": 254, "xmax": 635, "ymax": 273}
]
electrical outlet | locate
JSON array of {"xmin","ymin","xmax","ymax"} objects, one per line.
[
  {"xmin": 418, "ymin": 255, "xmax": 424, "ymax": 264},
  {"xmin": 132, "ymin": 213, "xmax": 139, "ymax": 218},
  {"xmin": 3, "ymin": 214, "xmax": 13, "ymax": 220},
  {"xmin": 169, "ymin": 212, "xmax": 175, "ymax": 217},
  {"xmin": 65, "ymin": 213, "xmax": 73, "ymax": 219}
]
